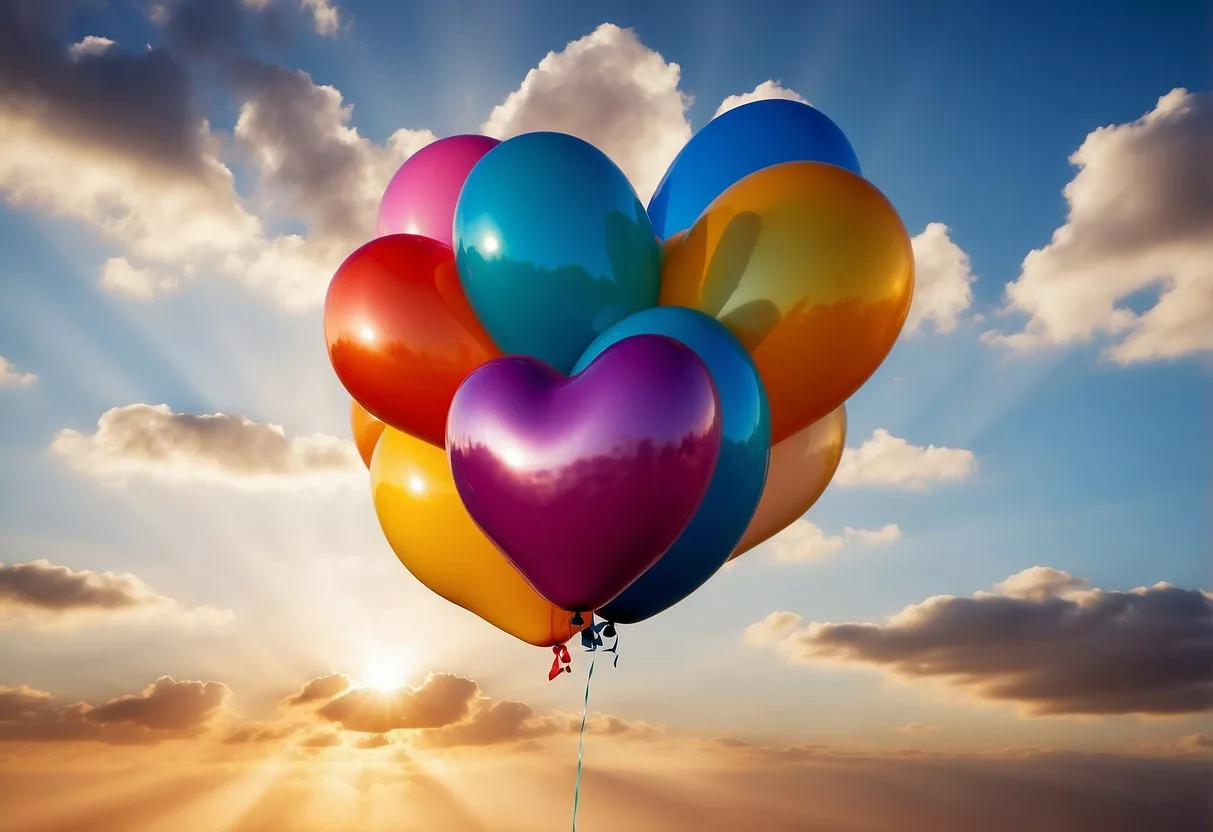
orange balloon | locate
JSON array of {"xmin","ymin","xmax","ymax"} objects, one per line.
[
  {"xmin": 324, "ymin": 234, "xmax": 501, "ymax": 448},
  {"xmin": 349, "ymin": 400, "xmax": 386, "ymax": 469},
  {"xmin": 370, "ymin": 426, "xmax": 583, "ymax": 648},
  {"xmin": 660, "ymin": 162, "xmax": 913, "ymax": 443},
  {"xmin": 729, "ymin": 404, "xmax": 847, "ymax": 560}
]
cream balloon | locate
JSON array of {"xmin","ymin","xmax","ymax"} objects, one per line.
[{"xmin": 729, "ymin": 405, "xmax": 847, "ymax": 560}]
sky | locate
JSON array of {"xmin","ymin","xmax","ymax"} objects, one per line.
[{"xmin": 0, "ymin": 0, "xmax": 1210, "ymax": 829}]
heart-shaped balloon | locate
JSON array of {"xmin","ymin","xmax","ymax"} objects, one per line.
[
  {"xmin": 447, "ymin": 334, "xmax": 722, "ymax": 614},
  {"xmin": 324, "ymin": 234, "xmax": 501, "ymax": 447}
]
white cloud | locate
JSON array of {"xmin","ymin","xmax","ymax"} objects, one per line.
[
  {"xmin": 767, "ymin": 519, "xmax": 901, "ymax": 564},
  {"xmin": 481, "ymin": 23, "xmax": 692, "ymax": 202},
  {"xmin": 0, "ymin": 356, "xmax": 36, "ymax": 388},
  {"xmin": 300, "ymin": 0, "xmax": 340, "ymax": 35},
  {"xmin": 99, "ymin": 257, "xmax": 179, "ymax": 299},
  {"xmin": 714, "ymin": 80, "xmax": 808, "ymax": 118},
  {"xmin": 835, "ymin": 429, "xmax": 976, "ymax": 491},
  {"xmin": 0, "ymin": 559, "xmax": 232, "ymax": 631},
  {"xmin": 907, "ymin": 223, "xmax": 976, "ymax": 334},
  {"xmin": 50, "ymin": 404, "xmax": 362, "ymax": 490},
  {"xmin": 68, "ymin": 36, "xmax": 115, "ymax": 61},
  {"xmin": 984, "ymin": 89, "xmax": 1213, "ymax": 363}
]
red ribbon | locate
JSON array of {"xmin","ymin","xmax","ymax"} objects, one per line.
[{"xmin": 548, "ymin": 644, "xmax": 572, "ymax": 681}]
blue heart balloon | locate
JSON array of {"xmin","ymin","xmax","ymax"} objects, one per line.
[
  {"xmin": 453, "ymin": 132, "xmax": 661, "ymax": 374},
  {"xmin": 647, "ymin": 99, "xmax": 861, "ymax": 241},
  {"xmin": 572, "ymin": 306, "xmax": 771, "ymax": 625}
]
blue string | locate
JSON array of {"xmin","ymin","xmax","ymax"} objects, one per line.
[{"xmin": 571, "ymin": 650, "xmax": 597, "ymax": 831}]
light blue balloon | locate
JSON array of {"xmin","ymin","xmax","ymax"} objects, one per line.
[
  {"xmin": 453, "ymin": 132, "xmax": 661, "ymax": 374},
  {"xmin": 572, "ymin": 307, "xmax": 772, "ymax": 625},
  {"xmin": 647, "ymin": 98, "xmax": 861, "ymax": 241}
]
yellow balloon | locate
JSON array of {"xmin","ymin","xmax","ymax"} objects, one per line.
[
  {"xmin": 729, "ymin": 404, "xmax": 847, "ymax": 561},
  {"xmin": 370, "ymin": 426, "xmax": 583, "ymax": 648},
  {"xmin": 660, "ymin": 161, "xmax": 913, "ymax": 444},
  {"xmin": 350, "ymin": 400, "xmax": 386, "ymax": 469}
]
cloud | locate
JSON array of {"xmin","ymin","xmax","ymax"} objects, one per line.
[
  {"xmin": 353, "ymin": 733, "xmax": 390, "ymax": 749},
  {"xmin": 280, "ymin": 673, "xmax": 351, "ymax": 708},
  {"xmin": 714, "ymin": 80, "xmax": 808, "ymax": 117},
  {"xmin": 0, "ymin": 676, "xmax": 230, "ymax": 743},
  {"xmin": 907, "ymin": 223, "xmax": 976, "ymax": 334},
  {"xmin": 230, "ymin": 60, "xmax": 433, "ymax": 249},
  {"xmin": 898, "ymin": 723, "xmax": 941, "ymax": 733},
  {"xmin": 0, "ymin": 356, "xmax": 36, "ymax": 388},
  {"xmin": 835, "ymin": 429, "xmax": 977, "ymax": 490},
  {"xmin": 300, "ymin": 730, "xmax": 343, "ymax": 748},
  {"xmin": 765, "ymin": 519, "xmax": 901, "ymax": 563},
  {"xmin": 0, "ymin": 559, "xmax": 233, "ymax": 630},
  {"xmin": 481, "ymin": 23, "xmax": 691, "ymax": 202},
  {"xmin": 67, "ymin": 36, "xmax": 115, "ymax": 61},
  {"xmin": 0, "ymin": 2, "xmax": 422, "ymax": 310},
  {"xmin": 300, "ymin": 0, "xmax": 340, "ymax": 36},
  {"xmin": 50, "ymin": 404, "xmax": 362, "ymax": 490},
  {"xmin": 985, "ymin": 89, "xmax": 1213, "ymax": 363},
  {"xmin": 747, "ymin": 567, "xmax": 1213, "ymax": 716},
  {"xmin": 222, "ymin": 721, "xmax": 300, "ymax": 744},
  {"xmin": 316, "ymin": 673, "xmax": 481, "ymax": 734},
  {"xmin": 281, "ymin": 669, "xmax": 655, "ymax": 750}
]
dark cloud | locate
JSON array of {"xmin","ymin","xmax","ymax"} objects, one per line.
[
  {"xmin": 317, "ymin": 673, "xmax": 479, "ymax": 734},
  {"xmin": 412, "ymin": 698, "xmax": 556, "ymax": 750},
  {"xmin": 0, "ymin": 559, "xmax": 231, "ymax": 628},
  {"xmin": 280, "ymin": 673, "xmax": 350, "ymax": 707},
  {"xmin": 0, "ymin": 676, "xmax": 229, "ymax": 743},
  {"xmin": 0, "ymin": 560, "xmax": 155, "ymax": 612},
  {"xmin": 0, "ymin": 0, "xmax": 208, "ymax": 174},
  {"xmin": 748, "ymin": 567, "xmax": 1213, "ymax": 716}
]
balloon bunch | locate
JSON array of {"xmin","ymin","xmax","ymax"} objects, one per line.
[{"xmin": 324, "ymin": 99, "xmax": 914, "ymax": 666}]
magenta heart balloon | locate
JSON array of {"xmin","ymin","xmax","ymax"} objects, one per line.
[{"xmin": 447, "ymin": 334, "xmax": 722, "ymax": 614}]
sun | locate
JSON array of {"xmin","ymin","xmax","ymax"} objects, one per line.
[{"xmin": 359, "ymin": 657, "xmax": 408, "ymax": 693}]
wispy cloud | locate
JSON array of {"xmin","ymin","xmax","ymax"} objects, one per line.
[{"xmin": 765, "ymin": 519, "xmax": 901, "ymax": 563}]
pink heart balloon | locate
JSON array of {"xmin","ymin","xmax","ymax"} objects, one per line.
[
  {"xmin": 447, "ymin": 334, "xmax": 722, "ymax": 615},
  {"xmin": 377, "ymin": 134, "xmax": 500, "ymax": 247}
]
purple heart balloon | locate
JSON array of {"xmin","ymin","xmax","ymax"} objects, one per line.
[{"xmin": 447, "ymin": 334, "xmax": 722, "ymax": 614}]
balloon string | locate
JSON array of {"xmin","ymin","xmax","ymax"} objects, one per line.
[{"xmin": 571, "ymin": 650, "xmax": 596, "ymax": 832}]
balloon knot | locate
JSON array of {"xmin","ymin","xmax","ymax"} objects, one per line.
[
  {"xmin": 570, "ymin": 612, "xmax": 585, "ymax": 626},
  {"xmin": 582, "ymin": 620, "xmax": 621, "ymax": 667}
]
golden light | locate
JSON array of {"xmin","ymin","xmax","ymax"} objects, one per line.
[
  {"xmin": 406, "ymin": 473, "xmax": 427, "ymax": 495},
  {"xmin": 357, "ymin": 322, "xmax": 377, "ymax": 344},
  {"xmin": 359, "ymin": 657, "xmax": 408, "ymax": 693}
]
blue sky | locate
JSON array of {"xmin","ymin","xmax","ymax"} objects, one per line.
[{"xmin": 0, "ymin": 0, "xmax": 1209, "ymax": 758}]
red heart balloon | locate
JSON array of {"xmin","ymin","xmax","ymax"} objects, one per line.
[{"xmin": 325, "ymin": 234, "xmax": 501, "ymax": 447}]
